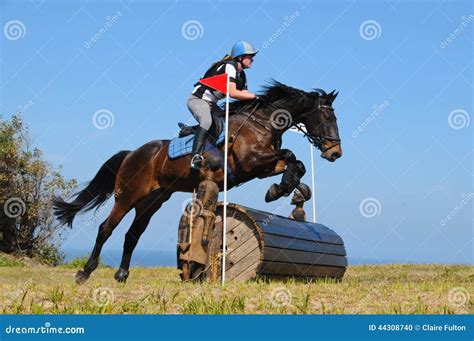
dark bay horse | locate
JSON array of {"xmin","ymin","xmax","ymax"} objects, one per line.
[{"xmin": 52, "ymin": 81, "xmax": 342, "ymax": 284}]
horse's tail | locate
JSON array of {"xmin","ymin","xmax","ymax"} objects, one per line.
[{"xmin": 52, "ymin": 150, "xmax": 131, "ymax": 227}]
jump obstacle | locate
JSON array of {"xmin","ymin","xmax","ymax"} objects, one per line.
[
  {"xmin": 177, "ymin": 180, "xmax": 347, "ymax": 282},
  {"xmin": 205, "ymin": 203, "xmax": 347, "ymax": 281}
]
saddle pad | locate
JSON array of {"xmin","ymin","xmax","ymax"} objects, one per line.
[{"xmin": 168, "ymin": 119, "xmax": 226, "ymax": 160}]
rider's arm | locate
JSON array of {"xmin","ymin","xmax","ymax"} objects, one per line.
[{"xmin": 229, "ymin": 82, "xmax": 257, "ymax": 100}]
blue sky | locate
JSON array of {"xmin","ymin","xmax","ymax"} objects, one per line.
[{"xmin": 1, "ymin": 0, "xmax": 472, "ymax": 265}]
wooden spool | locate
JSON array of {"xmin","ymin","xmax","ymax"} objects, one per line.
[{"xmin": 205, "ymin": 203, "xmax": 348, "ymax": 282}]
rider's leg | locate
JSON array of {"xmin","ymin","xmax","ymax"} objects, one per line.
[{"xmin": 187, "ymin": 96, "xmax": 212, "ymax": 169}]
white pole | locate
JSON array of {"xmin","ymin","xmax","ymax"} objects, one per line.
[
  {"xmin": 310, "ymin": 144, "xmax": 316, "ymax": 223},
  {"xmin": 221, "ymin": 73, "xmax": 230, "ymax": 284}
]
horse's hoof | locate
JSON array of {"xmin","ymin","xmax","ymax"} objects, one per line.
[
  {"xmin": 180, "ymin": 262, "xmax": 191, "ymax": 281},
  {"xmin": 265, "ymin": 184, "xmax": 280, "ymax": 202},
  {"xmin": 180, "ymin": 261, "xmax": 205, "ymax": 282},
  {"xmin": 190, "ymin": 263, "xmax": 206, "ymax": 282},
  {"xmin": 114, "ymin": 268, "xmax": 129, "ymax": 283},
  {"xmin": 75, "ymin": 270, "xmax": 90, "ymax": 285}
]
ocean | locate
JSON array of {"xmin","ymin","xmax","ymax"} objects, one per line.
[{"xmin": 63, "ymin": 249, "xmax": 177, "ymax": 267}]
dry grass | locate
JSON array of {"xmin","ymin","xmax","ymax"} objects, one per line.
[{"xmin": 0, "ymin": 264, "xmax": 472, "ymax": 314}]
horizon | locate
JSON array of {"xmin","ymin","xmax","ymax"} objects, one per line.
[{"xmin": 62, "ymin": 247, "xmax": 472, "ymax": 268}]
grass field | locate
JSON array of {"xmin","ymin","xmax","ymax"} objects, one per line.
[{"xmin": 1, "ymin": 262, "xmax": 472, "ymax": 314}]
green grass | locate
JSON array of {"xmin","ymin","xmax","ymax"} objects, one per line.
[
  {"xmin": 0, "ymin": 264, "xmax": 472, "ymax": 314},
  {"xmin": 60, "ymin": 256, "xmax": 106, "ymax": 269},
  {"xmin": 0, "ymin": 253, "xmax": 25, "ymax": 267}
]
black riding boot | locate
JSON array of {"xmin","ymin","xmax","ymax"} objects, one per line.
[{"xmin": 190, "ymin": 127, "xmax": 208, "ymax": 170}]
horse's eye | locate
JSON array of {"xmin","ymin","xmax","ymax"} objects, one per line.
[{"xmin": 322, "ymin": 109, "xmax": 334, "ymax": 119}]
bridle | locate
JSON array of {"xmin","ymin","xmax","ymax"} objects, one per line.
[
  {"xmin": 264, "ymin": 98, "xmax": 341, "ymax": 153},
  {"xmin": 312, "ymin": 102, "xmax": 341, "ymax": 153}
]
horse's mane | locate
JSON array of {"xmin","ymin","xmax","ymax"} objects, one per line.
[{"xmin": 227, "ymin": 79, "xmax": 327, "ymax": 114}]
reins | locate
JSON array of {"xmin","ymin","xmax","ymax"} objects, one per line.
[{"xmin": 228, "ymin": 101, "xmax": 268, "ymax": 145}]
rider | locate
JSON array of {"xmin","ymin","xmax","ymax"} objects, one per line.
[{"xmin": 188, "ymin": 40, "xmax": 259, "ymax": 170}]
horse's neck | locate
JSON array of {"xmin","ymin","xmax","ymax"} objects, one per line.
[
  {"xmin": 228, "ymin": 101, "xmax": 301, "ymax": 134},
  {"xmin": 259, "ymin": 101, "xmax": 303, "ymax": 132}
]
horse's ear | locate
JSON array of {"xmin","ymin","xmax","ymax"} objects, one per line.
[{"xmin": 330, "ymin": 90, "xmax": 339, "ymax": 103}]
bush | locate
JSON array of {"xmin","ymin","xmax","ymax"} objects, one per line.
[
  {"xmin": 0, "ymin": 114, "xmax": 76, "ymax": 265},
  {"xmin": 62, "ymin": 255, "xmax": 104, "ymax": 269},
  {"xmin": 36, "ymin": 244, "xmax": 65, "ymax": 266}
]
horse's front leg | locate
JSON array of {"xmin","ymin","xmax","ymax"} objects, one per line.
[
  {"xmin": 264, "ymin": 157, "xmax": 305, "ymax": 202},
  {"xmin": 255, "ymin": 149, "xmax": 306, "ymax": 202},
  {"xmin": 257, "ymin": 159, "xmax": 286, "ymax": 178}
]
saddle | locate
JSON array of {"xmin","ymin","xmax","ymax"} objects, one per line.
[
  {"xmin": 178, "ymin": 109, "xmax": 224, "ymax": 143},
  {"xmin": 168, "ymin": 115, "xmax": 226, "ymax": 161}
]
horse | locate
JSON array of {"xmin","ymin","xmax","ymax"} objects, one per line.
[{"xmin": 52, "ymin": 81, "xmax": 342, "ymax": 284}]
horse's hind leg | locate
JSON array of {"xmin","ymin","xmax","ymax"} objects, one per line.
[
  {"xmin": 114, "ymin": 189, "xmax": 173, "ymax": 283},
  {"xmin": 75, "ymin": 201, "xmax": 131, "ymax": 285}
]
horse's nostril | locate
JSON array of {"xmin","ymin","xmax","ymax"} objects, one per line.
[{"xmin": 331, "ymin": 152, "xmax": 340, "ymax": 159}]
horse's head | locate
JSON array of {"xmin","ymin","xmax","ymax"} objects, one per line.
[
  {"xmin": 231, "ymin": 81, "xmax": 343, "ymax": 162},
  {"xmin": 297, "ymin": 89, "xmax": 342, "ymax": 162}
]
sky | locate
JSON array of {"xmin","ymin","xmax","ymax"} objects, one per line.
[{"xmin": 1, "ymin": 0, "xmax": 472, "ymax": 266}]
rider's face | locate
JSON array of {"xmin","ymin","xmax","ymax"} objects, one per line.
[{"xmin": 242, "ymin": 55, "xmax": 254, "ymax": 68}]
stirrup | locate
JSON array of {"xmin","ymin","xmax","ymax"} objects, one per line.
[{"xmin": 190, "ymin": 154, "xmax": 205, "ymax": 170}]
